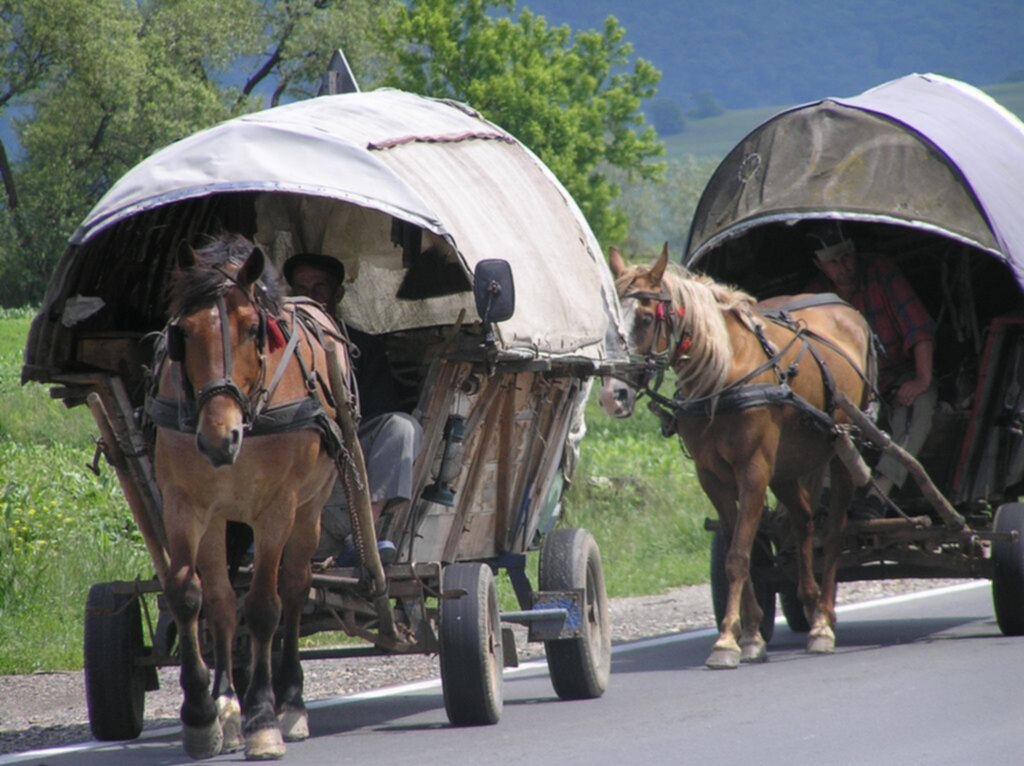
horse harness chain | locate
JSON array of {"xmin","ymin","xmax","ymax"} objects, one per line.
[{"xmin": 624, "ymin": 289, "xmax": 875, "ymax": 437}]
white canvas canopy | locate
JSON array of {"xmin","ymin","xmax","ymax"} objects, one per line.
[{"xmin": 57, "ymin": 89, "xmax": 623, "ymax": 365}]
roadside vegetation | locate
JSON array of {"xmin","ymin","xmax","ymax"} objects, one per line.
[{"xmin": 1, "ymin": 313, "xmax": 712, "ymax": 673}]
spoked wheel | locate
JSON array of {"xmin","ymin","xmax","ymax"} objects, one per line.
[
  {"xmin": 992, "ymin": 502, "xmax": 1024, "ymax": 636},
  {"xmin": 84, "ymin": 582, "xmax": 147, "ymax": 741},
  {"xmin": 539, "ymin": 528, "xmax": 611, "ymax": 700},
  {"xmin": 439, "ymin": 562, "xmax": 503, "ymax": 726},
  {"xmin": 710, "ymin": 529, "xmax": 777, "ymax": 642}
]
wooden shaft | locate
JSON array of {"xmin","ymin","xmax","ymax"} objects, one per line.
[
  {"xmin": 836, "ymin": 392, "xmax": 966, "ymax": 531},
  {"xmin": 325, "ymin": 341, "xmax": 393, "ymax": 636}
]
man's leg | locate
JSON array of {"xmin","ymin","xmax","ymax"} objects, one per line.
[{"xmin": 874, "ymin": 383, "xmax": 938, "ymax": 497}]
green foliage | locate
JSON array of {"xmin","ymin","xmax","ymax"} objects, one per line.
[
  {"xmin": 0, "ymin": 316, "xmax": 148, "ymax": 671},
  {"xmin": 611, "ymin": 156, "xmax": 718, "ymax": 255},
  {"xmin": 0, "ymin": 0, "xmax": 400, "ymax": 307},
  {"xmin": 381, "ymin": 0, "xmax": 664, "ymax": 245}
]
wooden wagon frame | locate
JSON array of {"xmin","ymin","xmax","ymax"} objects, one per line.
[{"xmin": 21, "ymin": 89, "xmax": 628, "ymax": 738}]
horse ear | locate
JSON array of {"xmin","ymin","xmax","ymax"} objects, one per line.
[
  {"xmin": 649, "ymin": 242, "xmax": 670, "ymax": 286},
  {"xmin": 177, "ymin": 241, "xmax": 197, "ymax": 271},
  {"xmin": 237, "ymin": 246, "xmax": 265, "ymax": 287},
  {"xmin": 608, "ymin": 246, "xmax": 627, "ymax": 277}
]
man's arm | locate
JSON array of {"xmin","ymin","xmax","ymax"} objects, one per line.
[{"xmin": 897, "ymin": 338, "xmax": 934, "ymax": 406}]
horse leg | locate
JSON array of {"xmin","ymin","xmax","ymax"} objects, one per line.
[
  {"xmin": 242, "ymin": 536, "xmax": 286, "ymax": 761},
  {"xmin": 196, "ymin": 523, "xmax": 243, "ymax": 754},
  {"xmin": 164, "ymin": 537, "xmax": 223, "ymax": 760},
  {"xmin": 807, "ymin": 458, "xmax": 853, "ymax": 654},
  {"xmin": 771, "ymin": 478, "xmax": 822, "ymax": 632},
  {"xmin": 274, "ymin": 514, "xmax": 319, "ymax": 742},
  {"xmin": 700, "ymin": 468, "xmax": 764, "ymax": 669}
]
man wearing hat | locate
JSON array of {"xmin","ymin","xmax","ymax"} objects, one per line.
[
  {"xmin": 284, "ymin": 252, "xmax": 423, "ymax": 565},
  {"xmin": 805, "ymin": 222, "xmax": 937, "ymax": 518}
]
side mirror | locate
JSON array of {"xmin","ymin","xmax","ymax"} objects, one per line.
[{"xmin": 473, "ymin": 259, "xmax": 515, "ymax": 324}]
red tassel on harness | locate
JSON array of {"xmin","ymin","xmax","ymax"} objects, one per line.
[
  {"xmin": 679, "ymin": 335, "xmax": 693, "ymax": 355},
  {"xmin": 266, "ymin": 317, "xmax": 286, "ymax": 352}
]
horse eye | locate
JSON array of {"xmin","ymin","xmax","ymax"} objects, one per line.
[
  {"xmin": 247, "ymin": 325, "xmax": 259, "ymax": 339},
  {"xmin": 638, "ymin": 314, "xmax": 655, "ymax": 328}
]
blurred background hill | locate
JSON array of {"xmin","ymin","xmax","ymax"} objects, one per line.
[{"xmin": 522, "ymin": 0, "xmax": 1023, "ymax": 113}]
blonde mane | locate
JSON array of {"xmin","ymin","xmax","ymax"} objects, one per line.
[{"xmin": 660, "ymin": 266, "xmax": 758, "ymax": 398}]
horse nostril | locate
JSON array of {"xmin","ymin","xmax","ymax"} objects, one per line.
[
  {"xmin": 230, "ymin": 429, "xmax": 241, "ymax": 448},
  {"xmin": 615, "ymin": 389, "xmax": 629, "ymax": 403}
]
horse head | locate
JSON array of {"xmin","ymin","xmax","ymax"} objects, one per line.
[
  {"xmin": 167, "ymin": 234, "xmax": 281, "ymax": 467},
  {"xmin": 598, "ymin": 243, "xmax": 675, "ymax": 418}
]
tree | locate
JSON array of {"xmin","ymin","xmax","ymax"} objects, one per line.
[
  {"xmin": 648, "ymin": 98, "xmax": 686, "ymax": 136},
  {"xmin": 381, "ymin": 0, "xmax": 664, "ymax": 246},
  {"xmin": 0, "ymin": 0, "xmax": 399, "ymax": 306}
]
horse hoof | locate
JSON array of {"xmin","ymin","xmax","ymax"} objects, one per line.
[
  {"xmin": 278, "ymin": 706, "xmax": 310, "ymax": 742},
  {"xmin": 740, "ymin": 639, "xmax": 768, "ymax": 664},
  {"xmin": 182, "ymin": 719, "xmax": 223, "ymax": 760},
  {"xmin": 245, "ymin": 726, "xmax": 286, "ymax": 761},
  {"xmin": 807, "ymin": 632, "xmax": 836, "ymax": 654},
  {"xmin": 706, "ymin": 647, "xmax": 741, "ymax": 669},
  {"xmin": 217, "ymin": 695, "xmax": 244, "ymax": 753}
]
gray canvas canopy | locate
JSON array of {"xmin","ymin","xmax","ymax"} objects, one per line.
[
  {"xmin": 25, "ymin": 89, "xmax": 625, "ymax": 381},
  {"xmin": 685, "ymin": 74, "xmax": 1024, "ymax": 287}
]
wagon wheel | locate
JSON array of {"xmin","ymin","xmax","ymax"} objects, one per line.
[
  {"xmin": 992, "ymin": 502, "xmax": 1024, "ymax": 636},
  {"xmin": 710, "ymin": 529, "xmax": 777, "ymax": 642},
  {"xmin": 538, "ymin": 528, "xmax": 611, "ymax": 700},
  {"xmin": 778, "ymin": 583, "xmax": 812, "ymax": 633},
  {"xmin": 84, "ymin": 582, "xmax": 147, "ymax": 741},
  {"xmin": 439, "ymin": 562, "xmax": 503, "ymax": 726}
]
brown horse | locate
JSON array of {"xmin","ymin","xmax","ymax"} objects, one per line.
[
  {"xmin": 605, "ymin": 244, "xmax": 875, "ymax": 669},
  {"xmin": 148, "ymin": 233, "xmax": 345, "ymax": 759}
]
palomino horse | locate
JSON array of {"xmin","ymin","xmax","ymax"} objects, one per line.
[
  {"xmin": 605, "ymin": 244, "xmax": 875, "ymax": 668},
  {"xmin": 147, "ymin": 233, "xmax": 346, "ymax": 759}
]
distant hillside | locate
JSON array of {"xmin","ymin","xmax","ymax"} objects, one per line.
[
  {"xmin": 519, "ymin": 0, "xmax": 1024, "ymax": 110},
  {"xmin": 661, "ymin": 80, "xmax": 1024, "ymax": 161}
]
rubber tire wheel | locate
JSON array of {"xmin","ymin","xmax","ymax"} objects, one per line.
[
  {"xmin": 84, "ymin": 583, "xmax": 146, "ymax": 741},
  {"xmin": 992, "ymin": 502, "xmax": 1024, "ymax": 636},
  {"xmin": 710, "ymin": 529, "xmax": 776, "ymax": 643},
  {"xmin": 439, "ymin": 563, "xmax": 503, "ymax": 726},
  {"xmin": 538, "ymin": 528, "xmax": 611, "ymax": 700},
  {"xmin": 778, "ymin": 582, "xmax": 812, "ymax": 633}
]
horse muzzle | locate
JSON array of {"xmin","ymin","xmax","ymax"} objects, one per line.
[
  {"xmin": 195, "ymin": 427, "xmax": 242, "ymax": 467},
  {"xmin": 599, "ymin": 378, "xmax": 637, "ymax": 419}
]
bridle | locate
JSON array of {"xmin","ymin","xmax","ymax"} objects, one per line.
[
  {"xmin": 165, "ymin": 271, "xmax": 275, "ymax": 430},
  {"xmin": 620, "ymin": 287, "xmax": 691, "ymax": 393}
]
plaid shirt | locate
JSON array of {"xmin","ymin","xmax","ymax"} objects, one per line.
[{"xmin": 808, "ymin": 254, "xmax": 935, "ymax": 392}]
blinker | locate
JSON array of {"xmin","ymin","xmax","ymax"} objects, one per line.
[{"xmin": 167, "ymin": 324, "xmax": 185, "ymax": 362}]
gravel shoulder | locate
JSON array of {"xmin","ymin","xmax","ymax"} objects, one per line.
[{"xmin": 0, "ymin": 578, "xmax": 970, "ymax": 755}]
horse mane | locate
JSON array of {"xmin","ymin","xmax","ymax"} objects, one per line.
[
  {"xmin": 167, "ymin": 232, "xmax": 283, "ymax": 318},
  {"xmin": 661, "ymin": 266, "xmax": 758, "ymax": 398}
]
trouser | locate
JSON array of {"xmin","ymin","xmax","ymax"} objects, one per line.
[
  {"xmin": 316, "ymin": 412, "xmax": 423, "ymax": 558},
  {"xmin": 874, "ymin": 382, "xmax": 938, "ymax": 491}
]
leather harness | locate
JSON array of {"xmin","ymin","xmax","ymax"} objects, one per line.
[
  {"xmin": 145, "ymin": 294, "xmax": 353, "ymax": 458},
  {"xmin": 623, "ymin": 290, "xmax": 876, "ymax": 436}
]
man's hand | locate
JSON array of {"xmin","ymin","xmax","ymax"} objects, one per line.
[{"xmin": 896, "ymin": 377, "xmax": 930, "ymax": 407}]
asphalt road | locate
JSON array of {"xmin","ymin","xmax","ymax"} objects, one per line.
[{"xmin": 3, "ymin": 582, "xmax": 1018, "ymax": 766}]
